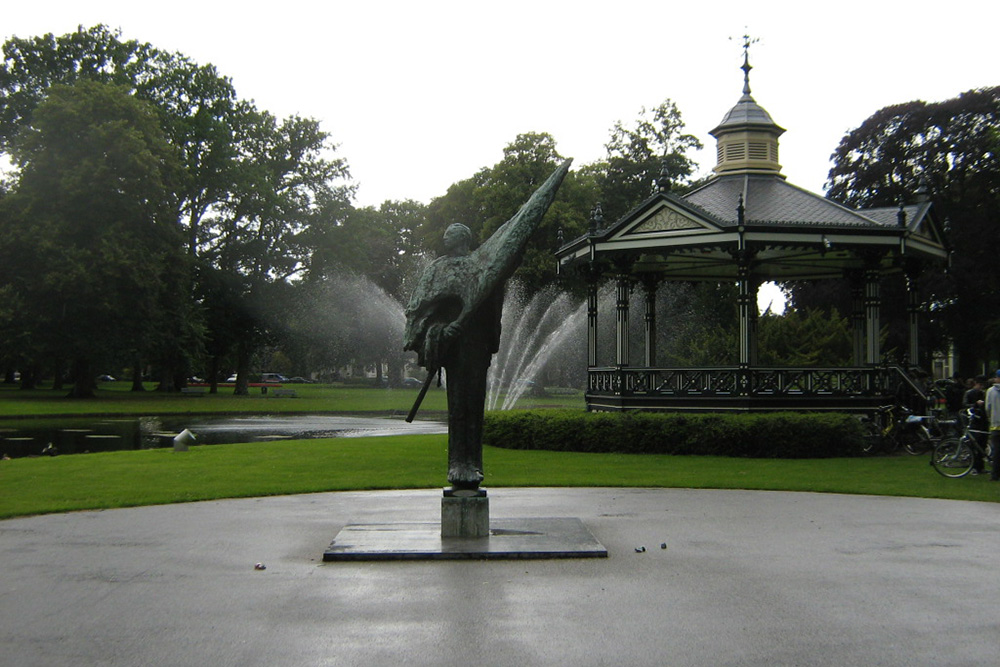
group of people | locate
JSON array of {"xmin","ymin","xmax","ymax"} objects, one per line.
[{"xmin": 947, "ymin": 372, "xmax": 1000, "ymax": 479}]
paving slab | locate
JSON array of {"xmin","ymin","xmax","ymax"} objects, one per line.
[{"xmin": 2, "ymin": 487, "xmax": 999, "ymax": 666}]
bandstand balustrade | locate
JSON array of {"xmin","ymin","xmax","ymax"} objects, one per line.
[{"xmin": 586, "ymin": 365, "xmax": 914, "ymax": 412}]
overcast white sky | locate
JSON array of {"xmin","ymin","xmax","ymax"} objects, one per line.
[{"xmin": 5, "ymin": 1, "xmax": 998, "ymax": 209}]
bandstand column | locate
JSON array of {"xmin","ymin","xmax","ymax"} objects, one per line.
[
  {"xmin": 587, "ymin": 281, "xmax": 599, "ymax": 368},
  {"xmin": 641, "ymin": 275, "xmax": 660, "ymax": 367},
  {"xmin": 846, "ymin": 270, "xmax": 866, "ymax": 366},
  {"xmin": 585, "ymin": 267, "xmax": 600, "ymax": 368},
  {"xmin": 735, "ymin": 252, "xmax": 758, "ymax": 367},
  {"xmin": 904, "ymin": 262, "xmax": 922, "ymax": 366},
  {"xmin": 615, "ymin": 267, "xmax": 633, "ymax": 367},
  {"xmin": 863, "ymin": 261, "xmax": 882, "ymax": 366},
  {"xmin": 748, "ymin": 276, "xmax": 761, "ymax": 366}
]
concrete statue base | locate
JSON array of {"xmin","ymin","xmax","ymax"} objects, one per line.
[{"xmin": 441, "ymin": 487, "xmax": 489, "ymax": 538}]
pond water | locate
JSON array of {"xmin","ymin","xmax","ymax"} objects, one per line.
[{"xmin": 0, "ymin": 414, "xmax": 447, "ymax": 458}]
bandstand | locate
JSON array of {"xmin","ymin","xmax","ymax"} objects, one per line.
[{"xmin": 555, "ymin": 50, "xmax": 949, "ymax": 413}]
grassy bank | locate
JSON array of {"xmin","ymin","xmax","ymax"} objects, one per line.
[
  {"xmin": 1, "ymin": 434, "xmax": 996, "ymax": 519},
  {"xmin": 0, "ymin": 382, "xmax": 585, "ymax": 418}
]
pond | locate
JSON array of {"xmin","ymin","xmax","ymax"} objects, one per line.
[{"xmin": 0, "ymin": 414, "xmax": 447, "ymax": 458}]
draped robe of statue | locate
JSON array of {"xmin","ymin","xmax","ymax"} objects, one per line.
[{"xmin": 403, "ymin": 159, "xmax": 571, "ymax": 490}]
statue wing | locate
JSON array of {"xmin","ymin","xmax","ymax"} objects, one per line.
[{"xmin": 462, "ymin": 158, "xmax": 572, "ymax": 322}]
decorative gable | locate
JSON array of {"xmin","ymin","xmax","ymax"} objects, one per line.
[
  {"xmin": 632, "ymin": 207, "xmax": 707, "ymax": 233},
  {"xmin": 908, "ymin": 206, "xmax": 946, "ymax": 248}
]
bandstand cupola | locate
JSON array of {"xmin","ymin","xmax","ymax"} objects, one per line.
[{"xmin": 710, "ymin": 46, "xmax": 785, "ymax": 177}]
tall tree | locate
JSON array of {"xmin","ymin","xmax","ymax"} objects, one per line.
[
  {"xmin": 308, "ymin": 198, "xmax": 424, "ymax": 300},
  {"xmin": 2, "ymin": 80, "xmax": 184, "ymax": 396},
  {"xmin": 0, "ymin": 27, "xmax": 240, "ymax": 390},
  {"xmin": 1, "ymin": 26, "xmax": 355, "ymax": 391},
  {"xmin": 581, "ymin": 99, "xmax": 702, "ymax": 223},
  {"xmin": 818, "ymin": 87, "xmax": 1000, "ymax": 373},
  {"xmin": 204, "ymin": 111, "xmax": 352, "ymax": 393},
  {"xmin": 0, "ymin": 25, "xmax": 243, "ymax": 258}
]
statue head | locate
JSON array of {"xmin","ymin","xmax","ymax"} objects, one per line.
[{"xmin": 443, "ymin": 223, "xmax": 473, "ymax": 256}]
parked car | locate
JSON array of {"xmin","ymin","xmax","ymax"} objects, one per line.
[
  {"xmin": 285, "ymin": 376, "xmax": 314, "ymax": 384},
  {"xmin": 96, "ymin": 374, "xmax": 116, "ymax": 382},
  {"xmin": 261, "ymin": 373, "xmax": 288, "ymax": 383},
  {"xmin": 402, "ymin": 377, "xmax": 423, "ymax": 388}
]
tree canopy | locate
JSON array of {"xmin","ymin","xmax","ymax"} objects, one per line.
[
  {"xmin": 0, "ymin": 25, "xmax": 353, "ymax": 393},
  {"xmin": 1, "ymin": 79, "xmax": 185, "ymax": 395},
  {"xmin": 580, "ymin": 99, "xmax": 702, "ymax": 223},
  {"xmin": 819, "ymin": 86, "xmax": 1000, "ymax": 373}
]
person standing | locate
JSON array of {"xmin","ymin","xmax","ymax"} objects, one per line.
[
  {"xmin": 983, "ymin": 370, "xmax": 1000, "ymax": 481},
  {"xmin": 964, "ymin": 375, "xmax": 988, "ymax": 473}
]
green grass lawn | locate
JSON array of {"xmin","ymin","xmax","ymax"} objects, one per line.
[
  {"xmin": 0, "ymin": 381, "xmax": 584, "ymax": 418},
  {"xmin": 2, "ymin": 383, "xmax": 996, "ymax": 520},
  {"xmin": 1, "ymin": 433, "xmax": 996, "ymax": 520}
]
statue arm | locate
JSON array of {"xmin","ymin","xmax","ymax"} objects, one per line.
[{"xmin": 403, "ymin": 262, "xmax": 465, "ymax": 369}]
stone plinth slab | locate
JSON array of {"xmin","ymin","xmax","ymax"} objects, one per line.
[{"xmin": 323, "ymin": 517, "xmax": 607, "ymax": 561}]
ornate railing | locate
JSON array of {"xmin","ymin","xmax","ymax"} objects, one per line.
[{"xmin": 587, "ymin": 366, "xmax": 916, "ymax": 410}]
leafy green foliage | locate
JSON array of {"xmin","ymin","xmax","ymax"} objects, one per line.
[
  {"xmin": 817, "ymin": 86, "xmax": 1000, "ymax": 373},
  {"xmin": 412, "ymin": 104, "xmax": 703, "ymax": 338},
  {"xmin": 581, "ymin": 99, "xmax": 702, "ymax": 223},
  {"xmin": 2, "ymin": 80, "xmax": 186, "ymax": 395},
  {"xmin": 652, "ymin": 282, "xmax": 739, "ymax": 366},
  {"xmin": 0, "ymin": 25, "xmax": 354, "ymax": 392},
  {"xmin": 419, "ymin": 132, "xmax": 591, "ymax": 294},
  {"xmin": 484, "ymin": 410, "xmax": 866, "ymax": 458},
  {"xmin": 757, "ymin": 308, "xmax": 851, "ymax": 366},
  {"xmin": 0, "ymin": 26, "xmax": 244, "ymax": 255},
  {"xmin": 309, "ymin": 198, "xmax": 424, "ymax": 300}
]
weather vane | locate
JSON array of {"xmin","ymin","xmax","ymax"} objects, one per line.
[{"xmin": 729, "ymin": 31, "xmax": 760, "ymax": 96}]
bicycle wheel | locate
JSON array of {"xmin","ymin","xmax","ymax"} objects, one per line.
[
  {"xmin": 931, "ymin": 438, "xmax": 974, "ymax": 478},
  {"xmin": 904, "ymin": 428, "xmax": 934, "ymax": 456},
  {"xmin": 860, "ymin": 418, "xmax": 881, "ymax": 454}
]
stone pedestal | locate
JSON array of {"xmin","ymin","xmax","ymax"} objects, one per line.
[{"xmin": 441, "ymin": 488, "xmax": 489, "ymax": 538}]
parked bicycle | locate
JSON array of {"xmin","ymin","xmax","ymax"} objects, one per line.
[
  {"xmin": 931, "ymin": 408, "xmax": 993, "ymax": 478},
  {"xmin": 860, "ymin": 404, "xmax": 958, "ymax": 455}
]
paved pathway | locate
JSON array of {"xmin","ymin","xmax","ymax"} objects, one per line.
[{"xmin": 2, "ymin": 488, "xmax": 998, "ymax": 666}]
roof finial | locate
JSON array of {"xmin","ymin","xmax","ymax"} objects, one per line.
[
  {"xmin": 731, "ymin": 31, "xmax": 760, "ymax": 98},
  {"xmin": 657, "ymin": 157, "xmax": 672, "ymax": 193},
  {"xmin": 589, "ymin": 202, "xmax": 604, "ymax": 235}
]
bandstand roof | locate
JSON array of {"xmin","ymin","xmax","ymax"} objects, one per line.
[{"xmin": 556, "ymin": 170, "xmax": 948, "ymax": 282}]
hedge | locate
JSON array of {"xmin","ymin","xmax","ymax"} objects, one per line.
[{"xmin": 482, "ymin": 410, "xmax": 867, "ymax": 458}]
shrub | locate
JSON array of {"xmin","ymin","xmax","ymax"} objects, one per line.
[{"xmin": 483, "ymin": 410, "xmax": 866, "ymax": 458}]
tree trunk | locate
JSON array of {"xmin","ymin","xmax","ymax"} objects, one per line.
[
  {"xmin": 19, "ymin": 365, "xmax": 36, "ymax": 390},
  {"xmin": 157, "ymin": 365, "xmax": 177, "ymax": 392},
  {"xmin": 66, "ymin": 358, "xmax": 96, "ymax": 398},
  {"xmin": 131, "ymin": 357, "xmax": 146, "ymax": 392},
  {"xmin": 174, "ymin": 368, "xmax": 188, "ymax": 391},
  {"xmin": 208, "ymin": 355, "xmax": 220, "ymax": 395},
  {"xmin": 51, "ymin": 358, "xmax": 65, "ymax": 391},
  {"xmin": 234, "ymin": 341, "xmax": 250, "ymax": 396}
]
